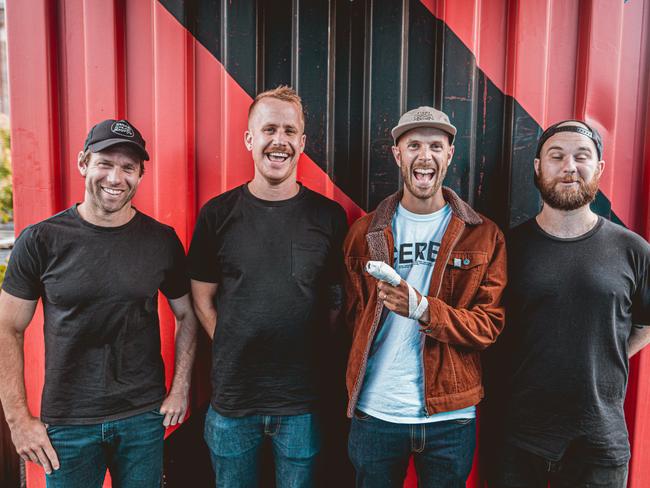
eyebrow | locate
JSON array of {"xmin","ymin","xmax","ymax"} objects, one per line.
[
  {"xmin": 262, "ymin": 123, "xmax": 298, "ymax": 129},
  {"xmin": 545, "ymin": 146, "xmax": 593, "ymax": 153},
  {"xmin": 405, "ymin": 139, "xmax": 442, "ymax": 144}
]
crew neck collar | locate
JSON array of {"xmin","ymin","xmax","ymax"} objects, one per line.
[
  {"xmin": 242, "ymin": 182, "xmax": 306, "ymax": 207},
  {"xmin": 71, "ymin": 204, "xmax": 141, "ymax": 232},
  {"xmin": 533, "ymin": 216, "xmax": 604, "ymax": 242}
]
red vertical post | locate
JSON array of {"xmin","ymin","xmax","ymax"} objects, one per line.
[{"xmin": 5, "ymin": 1, "xmax": 61, "ymax": 487}]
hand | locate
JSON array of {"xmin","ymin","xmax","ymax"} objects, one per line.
[
  {"xmin": 9, "ymin": 415, "xmax": 59, "ymax": 474},
  {"xmin": 377, "ymin": 280, "xmax": 420, "ymax": 318},
  {"xmin": 159, "ymin": 389, "xmax": 189, "ymax": 427}
]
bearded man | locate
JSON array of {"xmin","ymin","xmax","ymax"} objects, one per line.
[
  {"xmin": 491, "ymin": 120, "xmax": 650, "ymax": 488},
  {"xmin": 343, "ymin": 106, "xmax": 507, "ymax": 487}
]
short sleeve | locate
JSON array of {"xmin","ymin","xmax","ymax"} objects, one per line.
[
  {"xmin": 631, "ymin": 242, "xmax": 650, "ymax": 325},
  {"xmin": 2, "ymin": 226, "xmax": 44, "ymax": 300},
  {"xmin": 324, "ymin": 205, "xmax": 349, "ymax": 287},
  {"xmin": 187, "ymin": 204, "xmax": 221, "ymax": 283},
  {"xmin": 160, "ymin": 231, "xmax": 191, "ymax": 299}
]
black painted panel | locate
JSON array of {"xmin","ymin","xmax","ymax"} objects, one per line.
[
  {"xmin": 295, "ymin": 0, "xmax": 330, "ymax": 170},
  {"xmin": 406, "ymin": 0, "xmax": 437, "ymax": 109},
  {"xmin": 508, "ymin": 102, "xmax": 543, "ymax": 227},
  {"xmin": 474, "ymin": 74, "xmax": 508, "ymax": 225},
  {"xmin": 440, "ymin": 25, "xmax": 477, "ymax": 203},
  {"xmin": 223, "ymin": 1, "xmax": 257, "ymax": 97},
  {"xmin": 365, "ymin": 0, "xmax": 404, "ymax": 210},
  {"xmin": 158, "ymin": 0, "xmax": 621, "ymax": 223},
  {"xmin": 260, "ymin": 0, "xmax": 292, "ymax": 90},
  {"xmin": 332, "ymin": 0, "xmax": 366, "ymax": 205}
]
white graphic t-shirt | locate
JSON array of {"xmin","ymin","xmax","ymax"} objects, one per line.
[{"xmin": 357, "ymin": 203, "xmax": 476, "ymax": 423}]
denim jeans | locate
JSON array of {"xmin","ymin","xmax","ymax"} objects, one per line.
[
  {"xmin": 490, "ymin": 442, "xmax": 628, "ymax": 488},
  {"xmin": 45, "ymin": 409, "xmax": 165, "ymax": 488},
  {"xmin": 348, "ymin": 410, "xmax": 476, "ymax": 488},
  {"xmin": 204, "ymin": 406, "xmax": 320, "ymax": 488}
]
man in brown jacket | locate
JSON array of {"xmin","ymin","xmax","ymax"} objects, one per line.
[{"xmin": 344, "ymin": 106, "xmax": 507, "ymax": 487}]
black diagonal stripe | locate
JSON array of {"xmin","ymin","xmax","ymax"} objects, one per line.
[{"xmin": 158, "ymin": 0, "xmax": 622, "ymax": 228}]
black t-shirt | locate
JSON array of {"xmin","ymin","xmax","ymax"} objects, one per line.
[
  {"xmin": 3, "ymin": 206, "xmax": 189, "ymax": 425},
  {"xmin": 188, "ymin": 184, "xmax": 348, "ymax": 416},
  {"xmin": 505, "ymin": 217, "xmax": 650, "ymax": 465}
]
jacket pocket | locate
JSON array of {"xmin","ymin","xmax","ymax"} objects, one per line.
[{"xmin": 444, "ymin": 251, "xmax": 488, "ymax": 307}]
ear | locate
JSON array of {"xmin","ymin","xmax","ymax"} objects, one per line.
[
  {"xmin": 533, "ymin": 158, "xmax": 541, "ymax": 177},
  {"xmin": 596, "ymin": 159, "xmax": 605, "ymax": 177},
  {"xmin": 298, "ymin": 133, "xmax": 306, "ymax": 154},
  {"xmin": 391, "ymin": 146, "xmax": 401, "ymax": 167},
  {"xmin": 448, "ymin": 144, "xmax": 455, "ymax": 164},
  {"xmin": 78, "ymin": 151, "xmax": 88, "ymax": 176},
  {"xmin": 244, "ymin": 131, "xmax": 253, "ymax": 151}
]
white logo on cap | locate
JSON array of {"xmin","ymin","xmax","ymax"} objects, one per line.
[
  {"xmin": 111, "ymin": 121, "xmax": 135, "ymax": 138},
  {"xmin": 411, "ymin": 111, "xmax": 436, "ymax": 121}
]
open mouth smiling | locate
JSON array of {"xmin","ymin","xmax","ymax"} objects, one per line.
[
  {"xmin": 101, "ymin": 187, "xmax": 125, "ymax": 196},
  {"xmin": 265, "ymin": 151, "xmax": 291, "ymax": 163},
  {"xmin": 413, "ymin": 167, "xmax": 436, "ymax": 183}
]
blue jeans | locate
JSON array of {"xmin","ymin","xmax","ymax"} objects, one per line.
[
  {"xmin": 491, "ymin": 442, "xmax": 628, "ymax": 488},
  {"xmin": 204, "ymin": 406, "xmax": 320, "ymax": 488},
  {"xmin": 45, "ymin": 409, "xmax": 165, "ymax": 488},
  {"xmin": 348, "ymin": 410, "xmax": 476, "ymax": 488}
]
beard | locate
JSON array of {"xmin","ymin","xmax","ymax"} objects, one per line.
[
  {"xmin": 401, "ymin": 157, "xmax": 447, "ymax": 201},
  {"xmin": 534, "ymin": 167, "xmax": 599, "ymax": 211}
]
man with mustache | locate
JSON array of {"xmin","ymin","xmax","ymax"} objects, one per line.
[
  {"xmin": 343, "ymin": 107, "xmax": 507, "ymax": 487},
  {"xmin": 189, "ymin": 86, "xmax": 347, "ymax": 487},
  {"xmin": 0, "ymin": 119, "xmax": 198, "ymax": 487},
  {"xmin": 492, "ymin": 121, "xmax": 650, "ymax": 487}
]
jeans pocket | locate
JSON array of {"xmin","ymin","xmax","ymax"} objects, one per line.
[
  {"xmin": 452, "ymin": 417, "xmax": 474, "ymax": 425},
  {"xmin": 353, "ymin": 409, "xmax": 370, "ymax": 421}
]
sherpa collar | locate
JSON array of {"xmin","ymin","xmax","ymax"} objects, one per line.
[{"xmin": 368, "ymin": 186, "xmax": 483, "ymax": 233}]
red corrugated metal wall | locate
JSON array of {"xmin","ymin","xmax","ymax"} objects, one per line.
[{"xmin": 4, "ymin": 1, "xmax": 650, "ymax": 487}]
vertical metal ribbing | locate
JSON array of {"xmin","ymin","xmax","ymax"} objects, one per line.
[
  {"xmin": 291, "ymin": 0, "xmax": 299, "ymax": 90},
  {"xmin": 361, "ymin": 0, "xmax": 373, "ymax": 210},
  {"xmin": 325, "ymin": 0, "xmax": 336, "ymax": 179}
]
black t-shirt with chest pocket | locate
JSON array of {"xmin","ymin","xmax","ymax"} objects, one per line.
[{"xmin": 188, "ymin": 184, "xmax": 348, "ymax": 416}]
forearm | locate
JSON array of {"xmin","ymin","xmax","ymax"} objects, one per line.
[
  {"xmin": 195, "ymin": 303, "xmax": 216, "ymax": 339},
  {"xmin": 169, "ymin": 312, "xmax": 198, "ymax": 395},
  {"xmin": 628, "ymin": 325, "xmax": 650, "ymax": 358},
  {"xmin": 190, "ymin": 280, "xmax": 218, "ymax": 340},
  {"xmin": 0, "ymin": 328, "xmax": 30, "ymax": 425}
]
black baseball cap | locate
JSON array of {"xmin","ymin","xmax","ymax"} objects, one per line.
[
  {"xmin": 535, "ymin": 120, "xmax": 603, "ymax": 160},
  {"xmin": 84, "ymin": 119, "xmax": 150, "ymax": 161}
]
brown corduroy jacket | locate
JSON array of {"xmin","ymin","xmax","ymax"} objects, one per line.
[{"xmin": 343, "ymin": 187, "xmax": 507, "ymax": 417}]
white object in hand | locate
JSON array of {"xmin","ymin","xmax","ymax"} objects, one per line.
[
  {"xmin": 365, "ymin": 260, "xmax": 429, "ymax": 321},
  {"xmin": 365, "ymin": 261, "xmax": 401, "ymax": 286}
]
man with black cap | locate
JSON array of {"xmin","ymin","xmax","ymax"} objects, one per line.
[
  {"xmin": 343, "ymin": 106, "xmax": 506, "ymax": 486},
  {"xmin": 492, "ymin": 120, "xmax": 650, "ymax": 487},
  {"xmin": 0, "ymin": 119, "xmax": 198, "ymax": 488}
]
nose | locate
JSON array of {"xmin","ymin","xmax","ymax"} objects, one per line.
[
  {"xmin": 272, "ymin": 130, "xmax": 289, "ymax": 147},
  {"xmin": 106, "ymin": 166, "xmax": 123, "ymax": 184},
  {"xmin": 420, "ymin": 146, "xmax": 434, "ymax": 162},
  {"xmin": 561, "ymin": 155, "xmax": 577, "ymax": 174}
]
